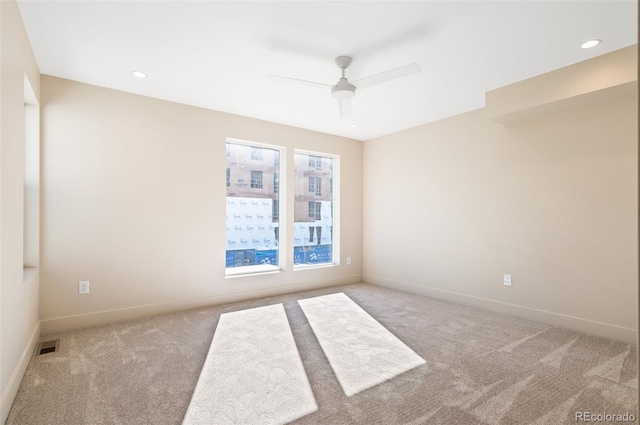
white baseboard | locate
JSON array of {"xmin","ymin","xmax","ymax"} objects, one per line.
[
  {"xmin": 0, "ymin": 321, "xmax": 40, "ymax": 425},
  {"xmin": 364, "ymin": 274, "xmax": 637, "ymax": 345},
  {"xmin": 41, "ymin": 275, "xmax": 362, "ymax": 335}
]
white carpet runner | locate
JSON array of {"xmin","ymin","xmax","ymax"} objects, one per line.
[
  {"xmin": 298, "ymin": 292, "xmax": 426, "ymax": 396},
  {"xmin": 182, "ymin": 304, "xmax": 317, "ymax": 425}
]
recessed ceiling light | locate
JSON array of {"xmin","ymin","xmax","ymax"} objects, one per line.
[
  {"xmin": 349, "ymin": 124, "xmax": 358, "ymax": 128},
  {"xmin": 580, "ymin": 39, "xmax": 601, "ymax": 49},
  {"xmin": 132, "ymin": 71, "xmax": 147, "ymax": 78}
]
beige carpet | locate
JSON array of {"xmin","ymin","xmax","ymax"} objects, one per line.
[{"xmin": 6, "ymin": 283, "xmax": 638, "ymax": 424}]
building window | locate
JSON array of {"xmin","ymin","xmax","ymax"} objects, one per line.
[
  {"xmin": 274, "ymin": 153, "xmax": 280, "ymax": 167},
  {"xmin": 226, "ymin": 143, "xmax": 231, "ymax": 157},
  {"xmin": 308, "ymin": 201, "xmax": 315, "ymax": 218},
  {"xmin": 226, "ymin": 141, "xmax": 281, "ymax": 273},
  {"xmin": 295, "ymin": 152, "xmax": 335, "ymax": 267},
  {"xmin": 309, "ymin": 226, "xmax": 315, "ymax": 242},
  {"xmin": 309, "ymin": 155, "xmax": 322, "ymax": 170},
  {"xmin": 307, "ymin": 201, "xmax": 321, "ymax": 219},
  {"xmin": 251, "ymin": 147, "xmax": 263, "ymax": 160},
  {"xmin": 308, "ymin": 176, "xmax": 321, "ymax": 196},
  {"xmin": 251, "ymin": 171, "xmax": 263, "ymax": 189}
]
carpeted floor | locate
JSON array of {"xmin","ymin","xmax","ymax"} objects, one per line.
[{"xmin": 6, "ymin": 283, "xmax": 638, "ymax": 425}]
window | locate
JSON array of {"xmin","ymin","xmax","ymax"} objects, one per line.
[
  {"xmin": 23, "ymin": 75, "xmax": 39, "ymax": 277},
  {"xmin": 308, "ymin": 155, "xmax": 322, "ymax": 170},
  {"xmin": 226, "ymin": 141, "xmax": 281, "ymax": 273},
  {"xmin": 294, "ymin": 152, "xmax": 334, "ymax": 266},
  {"xmin": 251, "ymin": 171, "xmax": 263, "ymax": 189},
  {"xmin": 308, "ymin": 176, "xmax": 321, "ymax": 196},
  {"xmin": 251, "ymin": 147, "xmax": 263, "ymax": 160},
  {"xmin": 274, "ymin": 153, "xmax": 280, "ymax": 167},
  {"xmin": 308, "ymin": 201, "xmax": 321, "ymax": 219},
  {"xmin": 308, "ymin": 201, "xmax": 315, "ymax": 218}
]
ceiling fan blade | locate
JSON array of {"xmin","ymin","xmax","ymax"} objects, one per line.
[
  {"xmin": 267, "ymin": 75, "xmax": 331, "ymax": 89},
  {"xmin": 353, "ymin": 63, "xmax": 422, "ymax": 90},
  {"xmin": 339, "ymin": 99, "xmax": 353, "ymax": 119}
]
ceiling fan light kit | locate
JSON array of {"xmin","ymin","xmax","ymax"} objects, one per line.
[
  {"xmin": 331, "ymin": 79, "xmax": 356, "ymax": 100},
  {"xmin": 269, "ymin": 55, "xmax": 422, "ymax": 119},
  {"xmin": 331, "ymin": 56, "xmax": 356, "ymax": 102}
]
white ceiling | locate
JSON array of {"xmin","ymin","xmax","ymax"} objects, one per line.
[{"xmin": 17, "ymin": 1, "xmax": 638, "ymax": 141}]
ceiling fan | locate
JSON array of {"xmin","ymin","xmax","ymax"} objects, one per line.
[{"xmin": 268, "ymin": 56, "xmax": 421, "ymax": 119}]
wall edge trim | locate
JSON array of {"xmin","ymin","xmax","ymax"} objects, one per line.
[
  {"xmin": 40, "ymin": 275, "xmax": 362, "ymax": 334},
  {"xmin": 364, "ymin": 274, "xmax": 637, "ymax": 345},
  {"xmin": 0, "ymin": 321, "xmax": 40, "ymax": 424}
]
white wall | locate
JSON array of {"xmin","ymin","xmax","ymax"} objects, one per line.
[
  {"xmin": 39, "ymin": 75, "xmax": 363, "ymax": 333},
  {"xmin": 0, "ymin": 0, "xmax": 41, "ymax": 422}
]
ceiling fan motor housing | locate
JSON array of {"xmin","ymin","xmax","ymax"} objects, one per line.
[{"xmin": 332, "ymin": 78, "xmax": 356, "ymax": 99}]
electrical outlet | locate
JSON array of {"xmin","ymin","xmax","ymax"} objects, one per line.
[
  {"xmin": 347, "ymin": 256, "xmax": 352, "ymax": 265},
  {"xmin": 79, "ymin": 281, "xmax": 90, "ymax": 295},
  {"xmin": 503, "ymin": 274, "xmax": 512, "ymax": 287}
]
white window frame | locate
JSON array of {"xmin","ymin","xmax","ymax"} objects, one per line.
[
  {"xmin": 226, "ymin": 138, "xmax": 287, "ymax": 277},
  {"xmin": 294, "ymin": 149, "xmax": 340, "ymax": 270}
]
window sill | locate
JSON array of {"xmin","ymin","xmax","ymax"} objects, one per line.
[
  {"xmin": 225, "ymin": 264, "xmax": 281, "ymax": 278},
  {"xmin": 23, "ymin": 267, "xmax": 38, "ymax": 283},
  {"xmin": 293, "ymin": 263, "xmax": 337, "ymax": 271}
]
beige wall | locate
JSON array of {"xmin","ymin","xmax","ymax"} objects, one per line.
[
  {"xmin": 486, "ymin": 45, "xmax": 637, "ymax": 125},
  {"xmin": 363, "ymin": 95, "xmax": 637, "ymax": 343},
  {"xmin": 0, "ymin": 0, "xmax": 41, "ymax": 422},
  {"xmin": 39, "ymin": 76, "xmax": 363, "ymax": 333}
]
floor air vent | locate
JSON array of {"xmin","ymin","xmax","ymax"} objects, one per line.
[{"xmin": 35, "ymin": 340, "xmax": 60, "ymax": 356}]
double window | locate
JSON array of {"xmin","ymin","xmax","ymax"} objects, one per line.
[
  {"xmin": 308, "ymin": 201, "xmax": 321, "ymax": 220},
  {"xmin": 308, "ymin": 155, "xmax": 322, "ymax": 170},
  {"xmin": 250, "ymin": 171, "xmax": 263, "ymax": 189},
  {"xmin": 308, "ymin": 176, "xmax": 322, "ymax": 196},
  {"xmin": 226, "ymin": 140, "xmax": 336, "ymax": 274}
]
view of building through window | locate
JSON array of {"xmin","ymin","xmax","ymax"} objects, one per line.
[
  {"xmin": 225, "ymin": 142, "xmax": 334, "ymax": 270},
  {"xmin": 294, "ymin": 152, "xmax": 333, "ymax": 266},
  {"xmin": 226, "ymin": 142, "xmax": 280, "ymax": 269}
]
